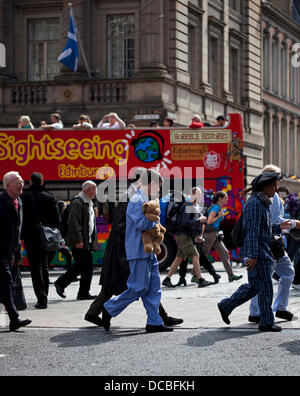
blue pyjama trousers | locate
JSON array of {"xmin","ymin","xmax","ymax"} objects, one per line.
[
  {"xmin": 219, "ymin": 259, "xmax": 274, "ymax": 328},
  {"xmin": 250, "ymin": 252, "xmax": 295, "ymax": 315},
  {"xmin": 104, "ymin": 257, "xmax": 163, "ymax": 326}
]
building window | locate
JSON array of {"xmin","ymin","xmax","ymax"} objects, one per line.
[
  {"xmin": 28, "ymin": 19, "xmax": 60, "ymax": 81},
  {"xmin": 188, "ymin": 22, "xmax": 201, "ymax": 89},
  {"xmin": 264, "ymin": 114, "xmax": 270, "ymax": 164},
  {"xmin": 107, "ymin": 14, "xmax": 135, "ymax": 79},
  {"xmin": 298, "ymin": 126, "xmax": 300, "ymax": 176},
  {"xmin": 272, "ymin": 117, "xmax": 279, "ymax": 165},
  {"xmin": 272, "ymin": 38, "xmax": 279, "ymax": 95},
  {"xmin": 281, "ymin": 43, "xmax": 287, "ymax": 98},
  {"xmin": 208, "ymin": 34, "xmax": 221, "ymax": 96},
  {"xmin": 281, "ymin": 119, "xmax": 287, "ymax": 175},
  {"xmin": 263, "ymin": 33, "xmax": 270, "ymax": 90},
  {"xmin": 289, "ymin": 122, "xmax": 295, "ymax": 175},
  {"xmin": 290, "ymin": 50, "xmax": 295, "ymax": 102},
  {"xmin": 229, "ymin": 0, "xmax": 241, "ymax": 12},
  {"xmin": 229, "ymin": 43, "xmax": 241, "ymax": 104}
]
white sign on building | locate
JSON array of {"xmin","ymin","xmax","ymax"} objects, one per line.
[{"xmin": 0, "ymin": 43, "xmax": 6, "ymax": 68}]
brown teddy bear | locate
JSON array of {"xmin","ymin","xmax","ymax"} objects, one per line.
[{"xmin": 142, "ymin": 199, "xmax": 166, "ymax": 255}]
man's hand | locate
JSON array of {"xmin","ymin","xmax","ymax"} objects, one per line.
[
  {"xmin": 245, "ymin": 258, "xmax": 257, "ymax": 272},
  {"xmin": 280, "ymin": 220, "xmax": 292, "ymax": 230},
  {"xmin": 75, "ymin": 242, "xmax": 84, "ymax": 249},
  {"xmin": 200, "ymin": 216, "xmax": 207, "ymax": 223}
]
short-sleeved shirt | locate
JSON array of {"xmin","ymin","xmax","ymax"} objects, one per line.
[
  {"xmin": 52, "ymin": 122, "xmax": 63, "ymax": 129},
  {"xmin": 208, "ymin": 204, "xmax": 222, "ymax": 230}
]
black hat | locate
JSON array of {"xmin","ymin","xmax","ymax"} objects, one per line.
[{"xmin": 251, "ymin": 172, "xmax": 282, "ymax": 191}]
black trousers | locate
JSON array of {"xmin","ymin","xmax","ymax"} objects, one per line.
[
  {"xmin": 0, "ymin": 259, "xmax": 19, "ymax": 322},
  {"xmin": 24, "ymin": 240, "xmax": 49, "ymax": 306},
  {"xmin": 56, "ymin": 248, "xmax": 93, "ymax": 296}
]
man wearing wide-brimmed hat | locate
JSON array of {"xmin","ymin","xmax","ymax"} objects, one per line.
[{"xmin": 217, "ymin": 172, "xmax": 292, "ymax": 332}]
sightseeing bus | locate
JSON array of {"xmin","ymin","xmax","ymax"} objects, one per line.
[{"xmin": 0, "ymin": 113, "xmax": 245, "ymax": 270}]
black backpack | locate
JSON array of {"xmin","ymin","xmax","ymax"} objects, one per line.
[
  {"xmin": 231, "ymin": 212, "xmax": 245, "ymax": 248},
  {"xmin": 165, "ymin": 191, "xmax": 187, "ymax": 234},
  {"xmin": 60, "ymin": 196, "xmax": 84, "ymax": 239},
  {"xmin": 60, "ymin": 203, "xmax": 71, "ymax": 239}
]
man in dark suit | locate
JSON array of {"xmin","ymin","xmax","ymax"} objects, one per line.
[
  {"xmin": 21, "ymin": 172, "xmax": 60, "ymax": 309},
  {"xmin": 0, "ymin": 171, "xmax": 31, "ymax": 331}
]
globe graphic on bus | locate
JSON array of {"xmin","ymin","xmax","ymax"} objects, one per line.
[{"xmin": 134, "ymin": 136, "xmax": 161, "ymax": 162}]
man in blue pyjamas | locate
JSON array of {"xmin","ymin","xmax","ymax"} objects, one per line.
[
  {"xmin": 217, "ymin": 172, "xmax": 292, "ymax": 332},
  {"xmin": 102, "ymin": 169, "xmax": 174, "ymax": 333},
  {"xmin": 249, "ymin": 165, "xmax": 300, "ymax": 324}
]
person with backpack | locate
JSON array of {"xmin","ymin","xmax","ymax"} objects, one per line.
[
  {"xmin": 54, "ymin": 181, "xmax": 98, "ymax": 300},
  {"xmin": 162, "ymin": 187, "xmax": 213, "ymax": 288},
  {"xmin": 203, "ymin": 191, "xmax": 243, "ymax": 283},
  {"xmin": 21, "ymin": 172, "xmax": 60, "ymax": 309}
]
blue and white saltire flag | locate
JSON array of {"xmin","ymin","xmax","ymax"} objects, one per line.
[{"xmin": 57, "ymin": 9, "xmax": 79, "ymax": 71}]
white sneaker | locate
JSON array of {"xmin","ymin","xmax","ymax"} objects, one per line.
[{"xmin": 292, "ymin": 283, "xmax": 300, "ymax": 290}]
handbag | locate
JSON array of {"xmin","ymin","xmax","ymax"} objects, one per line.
[
  {"xmin": 11, "ymin": 264, "xmax": 27, "ymax": 311},
  {"xmin": 31, "ymin": 192, "xmax": 62, "ymax": 251},
  {"xmin": 289, "ymin": 228, "xmax": 300, "ymax": 241},
  {"xmin": 270, "ymin": 234, "xmax": 285, "ymax": 260}
]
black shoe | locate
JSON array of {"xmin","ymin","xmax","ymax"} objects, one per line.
[
  {"xmin": 9, "ymin": 319, "xmax": 32, "ymax": 332},
  {"xmin": 163, "ymin": 316, "xmax": 184, "ymax": 326},
  {"xmin": 146, "ymin": 324, "xmax": 174, "ymax": 333},
  {"xmin": 162, "ymin": 277, "xmax": 175, "ymax": 287},
  {"xmin": 213, "ymin": 274, "xmax": 221, "ymax": 284},
  {"xmin": 275, "ymin": 310, "xmax": 294, "ymax": 321},
  {"xmin": 54, "ymin": 282, "xmax": 66, "ymax": 299},
  {"xmin": 84, "ymin": 313, "xmax": 103, "ymax": 327},
  {"xmin": 176, "ymin": 277, "xmax": 187, "ymax": 287},
  {"xmin": 272, "ymin": 272, "xmax": 280, "ymax": 282},
  {"xmin": 259, "ymin": 324, "xmax": 282, "ymax": 332},
  {"xmin": 77, "ymin": 294, "xmax": 97, "ymax": 301},
  {"xmin": 35, "ymin": 302, "xmax": 47, "ymax": 309},
  {"xmin": 198, "ymin": 278, "xmax": 214, "ymax": 288},
  {"xmin": 102, "ymin": 307, "xmax": 112, "ymax": 331},
  {"xmin": 248, "ymin": 315, "xmax": 260, "ymax": 324},
  {"xmin": 217, "ymin": 303, "xmax": 230, "ymax": 325}
]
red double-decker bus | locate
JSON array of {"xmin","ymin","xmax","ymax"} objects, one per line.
[{"xmin": 0, "ymin": 113, "xmax": 245, "ymax": 270}]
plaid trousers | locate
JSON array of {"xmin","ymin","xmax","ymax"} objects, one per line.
[{"xmin": 219, "ymin": 258, "xmax": 274, "ymax": 327}]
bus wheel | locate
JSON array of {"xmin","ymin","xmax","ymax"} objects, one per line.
[{"xmin": 157, "ymin": 233, "xmax": 177, "ymax": 272}]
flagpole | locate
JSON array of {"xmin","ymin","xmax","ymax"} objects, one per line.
[{"xmin": 68, "ymin": 3, "xmax": 92, "ymax": 79}]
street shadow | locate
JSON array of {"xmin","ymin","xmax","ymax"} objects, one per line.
[
  {"xmin": 278, "ymin": 340, "xmax": 300, "ymax": 356},
  {"xmin": 187, "ymin": 328, "xmax": 259, "ymax": 348},
  {"xmin": 50, "ymin": 327, "xmax": 145, "ymax": 348}
]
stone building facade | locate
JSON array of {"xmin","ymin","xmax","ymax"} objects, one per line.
[
  {"xmin": 0, "ymin": 0, "xmax": 283, "ymax": 188},
  {"xmin": 262, "ymin": 0, "xmax": 300, "ymax": 192}
]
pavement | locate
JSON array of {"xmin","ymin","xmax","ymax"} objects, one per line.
[{"xmin": 1, "ymin": 262, "xmax": 300, "ymax": 331}]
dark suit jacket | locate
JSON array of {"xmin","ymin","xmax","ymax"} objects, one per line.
[
  {"xmin": 21, "ymin": 185, "xmax": 60, "ymax": 243},
  {"xmin": 99, "ymin": 184, "xmax": 136, "ymax": 294},
  {"xmin": 0, "ymin": 191, "xmax": 23, "ymax": 262}
]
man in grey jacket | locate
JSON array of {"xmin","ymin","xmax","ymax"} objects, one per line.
[{"xmin": 54, "ymin": 181, "xmax": 98, "ymax": 300}]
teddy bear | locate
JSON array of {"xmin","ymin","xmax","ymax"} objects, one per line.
[{"xmin": 142, "ymin": 199, "xmax": 166, "ymax": 255}]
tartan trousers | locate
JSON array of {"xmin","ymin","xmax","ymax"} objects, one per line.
[{"xmin": 219, "ymin": 258, "xmax": 274, "ymax": 327}]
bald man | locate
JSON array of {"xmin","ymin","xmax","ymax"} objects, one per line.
[{"xmin": 0, "ymin": 172, "xmax": 31, "ymax": 331}]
